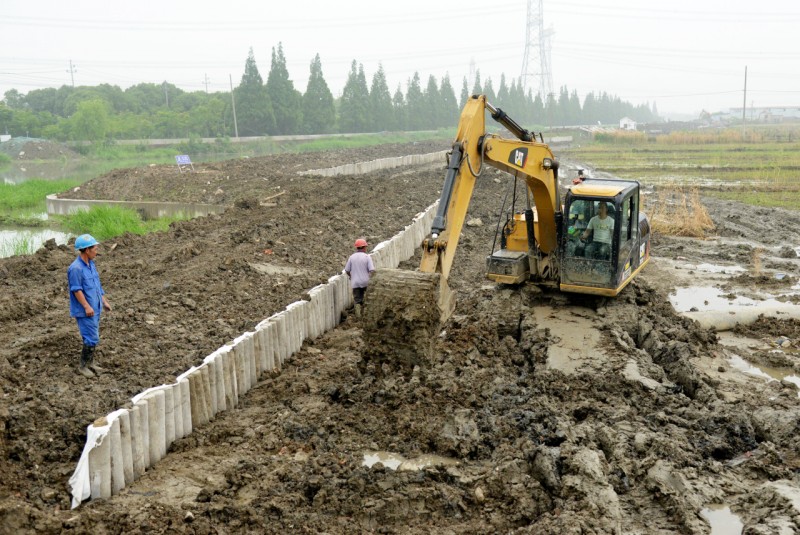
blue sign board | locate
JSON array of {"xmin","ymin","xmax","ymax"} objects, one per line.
[{"xmin": 175, "ymin": 155, "xmax": 192, "ymax": 165}]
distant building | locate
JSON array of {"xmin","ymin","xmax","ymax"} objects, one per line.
[
  {"xmin": 0, "ymin": 135, "xmax": 10, "ymax": 143},
  {"xmin": 619, "ymin": 117, "xmax": 637, "ymax": 131},
  {"xmin": 728, "ymin": 106, "xmax": 800, "ymax": 122}
]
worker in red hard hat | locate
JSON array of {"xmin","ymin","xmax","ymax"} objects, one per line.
[{"xmin": 344, "ymin": 238, "xmax": 375, "ymax": 318}]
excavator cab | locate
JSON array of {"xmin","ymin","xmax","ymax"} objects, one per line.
[{"xmin": 560, "ymin": 180, "xmax": 650, "ymax": 296}]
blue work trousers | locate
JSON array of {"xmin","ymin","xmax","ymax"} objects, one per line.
[{"xmin": 76, "ymin": 314, "xmax": 101, "ymax": 346}]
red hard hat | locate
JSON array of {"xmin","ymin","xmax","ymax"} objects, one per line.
[{"xmin": 354, "ymin": 238, "xmax": 368, "ymax": 248}]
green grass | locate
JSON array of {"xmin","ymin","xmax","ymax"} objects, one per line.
[
  {"xmin": 0, "ymin": 179, "xmax": 82, "ymax": 211},
  {"xmin": 0, "ymin": 235, "xmax": 36, "ymax": 257},
  {"xmin": 706, "ymin": 190, "xmax": 800, "ymax": 209},
  {"xmin": 0, "ymin": 153, "xmax": 11, "ymax": 165},
  {"xmin": 59, "ymin": 205, "xmax": 189, "ymax": 241}
]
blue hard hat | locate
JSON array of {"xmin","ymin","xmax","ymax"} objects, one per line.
[{"xmin": 75, "ymin": 234, "xmax": 99, "ymax": 250}]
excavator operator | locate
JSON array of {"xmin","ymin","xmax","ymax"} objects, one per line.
[{"xmin": 581, "ymin": 202, "xmax": 614, "ymax": 260}]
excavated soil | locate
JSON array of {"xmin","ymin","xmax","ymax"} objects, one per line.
[
  {"xmin": 0, "ymin": 138, "xmax": 82, "ymax": 161},
  {"xmin": 57, "ymin": 142, "xmax": 444, "ymax": 205},
  {"xmin": 2, "ymin": 144, "xmax": 800, "ymax": 534}
]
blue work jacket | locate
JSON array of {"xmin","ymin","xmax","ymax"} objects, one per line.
[{"xmin": 67, "ymin": 256, "xmax": 105, "ymax": 318}]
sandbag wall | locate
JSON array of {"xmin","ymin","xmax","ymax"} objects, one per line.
[
  {"xmin": 69, "ymin": 201, "xmax": 438, "ymax": 508},
  {"xmin": 298, "ymin": 151, "xmax": 447, "ymax": 177}
]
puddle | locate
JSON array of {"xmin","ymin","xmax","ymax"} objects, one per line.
[
  {"xmin": 700, "ymin": 504, "xmax": 743, "ymax": 535},
  {"xmin": 671, "ymin": 286, "xmax": 761, "ymax": 313},
  {"xmin": 362, "ymin": 451, "xmax": 459, "ymax": 471},
  {"xmin": 675, "ymin": 262, "xmax": 746, "ymax": 274},
  {"xmin": 670, "ymin": 286, "xmax": 800, "ymax": 314},
  {"xmin": 728, "ymin": 354, "xmax": 800, "ymax": 396},
  {"xmin": 534, "ymin": 305, "xmax": 602, "ymax": 374},
  {"xmin": 0, "ymin": 227, "xmax": 71, "ymax": 258}
]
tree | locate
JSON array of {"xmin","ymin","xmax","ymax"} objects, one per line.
[
  {"xmin": 68, "ymin": 99, "xmax": 110, "ymax": 143},
  {"xmin": 483, "ymin": 77, "xmax": 496, "ymax": 102},
  {"xmin": 439, "ymin": 74, "xmax": 459, "ymax": 126},
  {"xmin": 405, "ymin": 72, "xmax": 426, "ymax": 130},
  {"xmin": 235, "ymin": 47, "xmax": 275, "ymax": 136},
  {"xmin": 3, "ymin": 89, "xmax": 25, "ymax": 110},
  {"xmin": 369, "ymin": 64, "xmax": 393, "ymax": 131},
  {"xmin": 339, "ymin": 60, "xmax": 370, "ymax": 133},
  {"xmin": 24, "ymin": 86, "xmax": 73, "ymax": 117},
  {"xmin": 459, "ymin": 77, "xmax": 469, "ymax": 109},
  {"xmin": 423, "ymin": 75, "xmax": 440, "ymax": 129},
  {"xmin": 392, "ymin": 84, "xmax": 407, "ymax": 131},
  {"xmin": 568, "ymin": 89, "xmax": 582, "ymax": 126},
  {"xmin": 496, "ymin": 75, "xmax": 509, "ymax": 110},
  {"xmin": 302, "ymin": 54, "xmax": 335, "ymax": 134},
  {"xmin": 266, "ymin": 43, "xmax": 302, "ymax": 134},
  {"xmin": 471, "ymin": 70, "xmax": 482, "ymax": 95}
]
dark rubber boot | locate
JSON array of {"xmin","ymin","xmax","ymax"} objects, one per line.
[
  {"xmin": 79, "ymin": 345, "xmax": 96, "ymax": 378},
  {"xmin": 86, "ymin": 345, "xmax": 103, "ymax": 374}
]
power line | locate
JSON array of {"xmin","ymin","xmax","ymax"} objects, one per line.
[{"xmin": 2, "ymin": 4, "xmax": 522, "ymax": 31}]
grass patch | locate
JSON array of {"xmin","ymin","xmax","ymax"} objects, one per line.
[
  {"xmin": 644, "ymin": 188, "xmax": 714, "ymax": 237},
  {"xmin": 0, "ymin": 234, "xmax": 36, "ymax": 257},
  {"xmin": 0, "ymin": 153, "xmax": 11, "ymax": 165},
  {"xmin": 0, "ymin": 179, "xmax": 82, "ymax": 211},
  {"xmin": 706, "ymin": 189, "xmax": 800, "ymax": 210},
  {"xmin": 59, "ymin": 205, "xmax": 189, "ymax": 241}
]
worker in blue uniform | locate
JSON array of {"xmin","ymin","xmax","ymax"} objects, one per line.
[{"xmin": 67, "ymin": 234, "xmax": 112, "ymax": 378}]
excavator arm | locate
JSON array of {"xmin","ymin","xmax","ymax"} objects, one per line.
[
  {"xmin": 421, "ymin": 95, "xmax": 561, "ymax": 281},
  {"xmin": 359, "ymin": 95, "xmax": 562, "ymax": 376}
]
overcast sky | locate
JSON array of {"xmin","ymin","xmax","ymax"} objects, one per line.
[{"xmin": 2, "ymin": 0, "xmax": 798, "ymax": 118}]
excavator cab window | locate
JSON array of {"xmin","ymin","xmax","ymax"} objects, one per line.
[
  {"xmin": 562, "ymin": 196, "xmax": 620, "ymax": 288},
  {"xmin": 565, "ymin": 200, "xmax": 616, "ymax": 260}
]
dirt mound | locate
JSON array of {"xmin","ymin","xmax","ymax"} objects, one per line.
[
  {"xmin": 57, "ymin": 141, "xmax": 444, "ymax": 204},
  {"xmin": 0, "ymin": 137, "xmax": 82, "ymax": 161}
]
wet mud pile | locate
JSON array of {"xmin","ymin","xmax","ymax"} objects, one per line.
[{"xmin": 2, "ymin": 146, "xmax": 800, "ymax": 533}]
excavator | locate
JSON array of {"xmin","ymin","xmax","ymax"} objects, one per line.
[{"xmin": 361, "ymin": 95, "xmax": 651, "ymax": 372}]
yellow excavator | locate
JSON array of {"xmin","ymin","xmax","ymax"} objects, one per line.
[{"xmin": 361, "ymin": 95, "xmax": 651, "ymax": 371}]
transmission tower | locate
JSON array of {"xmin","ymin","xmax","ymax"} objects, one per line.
[{"xmin": 520, "ymin": 0, "xmax": 554, "ymax": 100}]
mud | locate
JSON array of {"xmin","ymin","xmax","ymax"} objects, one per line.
[
  {"xmin": 360, "ymin": 269, "xmax": 447, "ymax": 376},
  {"xmin": 2, "ymin": 144, "xmax": 800, "ymax": 533}
]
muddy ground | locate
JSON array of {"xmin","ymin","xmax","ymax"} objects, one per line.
[{"xmin": 2, "ymin": 143, "xmax": 800, "ymax": 534}]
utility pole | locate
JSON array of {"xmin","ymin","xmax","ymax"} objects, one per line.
[
  {"xmin": 229, "ymin": 74, "xmax": 239, "ymax": 139},
  {"xmin": 202, "ymin": 73, "xmax": 210, "ymax": 93},
  {"xmin": 742, "ymin": 66, "xmax": 747, "ymax": 138},
  {"xmin": 67, "ymin": 60, "xmax": 77, "ymax": 87},
  {"xmin": 163, "ymin": 81, "xmax": 169, "ymax": 108}
]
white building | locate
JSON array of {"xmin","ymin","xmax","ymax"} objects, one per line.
[
  {"xmin": 619, "ymin": 117, "xmax": 637, "ymax": 131},
  {"xmin": 727, "ymin": 106, "xmax": 800, "ymax": 122}
]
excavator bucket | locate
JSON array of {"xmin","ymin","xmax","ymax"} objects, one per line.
[{"xmin": 360, "ymin": 269, "xmax": 455, "ymax": 376}]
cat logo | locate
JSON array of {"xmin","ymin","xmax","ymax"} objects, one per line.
[{"xmin": 508, "ymin": 147, "xmax": 528, "ymax": 168}]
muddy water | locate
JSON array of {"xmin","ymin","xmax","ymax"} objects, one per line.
[
  {"xmin": 0, "ymin": 160, "xmax": 101, "ymax": 184},
  {"xmin": 700, "ymin": 504, "xmax": 744, "ymax": 534},
  {"xmin": 728, "ymin": 354, "xmax": 800, "ymax": 395},
  {"xmin": 0, "ymin": 226, "xmax": 71, "ymax": 258},
  {"xmin": 671, "ymin": 285, "xmax": 800, "ymax": 313}
]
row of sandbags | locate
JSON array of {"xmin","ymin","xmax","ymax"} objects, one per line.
[{"xmin": 68, "ymin": 200, "xmax": 438, "ymax": 508}]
